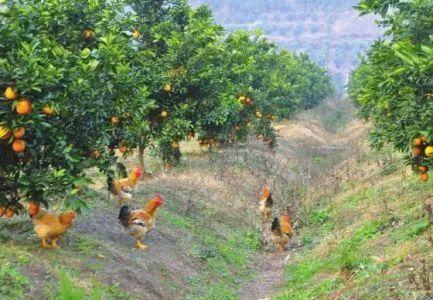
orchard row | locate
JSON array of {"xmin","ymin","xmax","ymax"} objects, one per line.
[
  {"xmin": 350, "ymin": 0, "xmax": 433, "ymax": 182},
  {"xmin": 0, "ymin": 0, "xmax": 333, "ymax": 211}
]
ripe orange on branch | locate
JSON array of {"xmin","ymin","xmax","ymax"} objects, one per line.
[
  {"xmin": 5, "ymin": 86, "xmax": 18, "ymax": 100},
  {"xmin": 420, "ymin": 172, "xmax": 429, "ymax": 182},
  {"xmin": 12, "ymin": 139, "xmax": 26, "ymax": 153},
  {"xmin": 83, "ymin": 28, "xmax": 93, "ymax": 39},
  {"xmin": 13, "ymin": 127, "xmax": 25, "ymax": 139},
  {"xmin": 0, "ymin": 126, "xmax": 11, "ymax": 140},
  {"xmin": 419, "ymin": 165, "xmax": 429, "ymax": 173},
  {"xmin": 16, "ymin": 99, "xmax": 32, "ymax": 115},
  {"xmin": 132, "ymin": 29, "xmax": 140, "ymax": 39},
  {"xmin": 111, "ymin": 116, "xmax": 120, "ymax": 126},
  {"xmin": 4, "ymin": 208, "xmax": 15, "ymax": 218},
  {"xmin": 42, "ymin": 105, "xmax": 55, "ymax": 116},
  {"xmin": 413, "ymin": 138, "xmax": 423, "ymax": 146},
  {"xmin": 91, "ymin": 150, "xmax": 101, "ymax": 158},
  {"xmin": 119, "ymin": 144, "xmax": 127, "ymax": 153},
  {"xmin": 412, "ymin": 147, "xmax": 422, "ymax": 156},
  {"xmin": 161, "ymin": 111, "xmax": 168, "ymax": 118},
  {"xmin": 425, "ymin": 146, "xmax": 433, "ymax": 158},
  {"xmin": 164, "ymin": 84, "xmax": 171, "ymax": 93}
]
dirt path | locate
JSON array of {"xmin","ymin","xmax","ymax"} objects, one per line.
[{"xmin": 240, "ymin": 252, "xmax": 288, "ymax": 300}]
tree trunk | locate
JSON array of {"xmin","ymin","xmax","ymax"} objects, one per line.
[
  {"xmin": 138, "ymin": 139, "xmax": 145, "ymax": 171},
  {"xmin": 138, "ymin": 137, "xmax": 152, "ymax": 178}
]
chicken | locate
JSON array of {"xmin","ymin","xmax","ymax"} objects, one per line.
[
  {"xmin": 28, "ymin": 202, "xmax": 77, "ymax": 249},
  {"xmin": 259, "ymin": 186, "xmax": 273, "ymax": 222},
  {"xmin": 118, "ymin": 195, "xmax": 163, "ymax": 250},
  {"xmin": 107, "ymin": 167, "xmax": 142, "ymax": 205},
  {"xmin": 271, "ymin": 212, "xmax": 293, "ymax": 252}
]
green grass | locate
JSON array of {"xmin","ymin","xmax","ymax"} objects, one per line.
[
  {"xmin": 0, "ymin": 264, "xmax": 29, "ymax": 299},
  {"xmin": 276, "ymin": 153, "xmax": 433, "ymax": 298}
]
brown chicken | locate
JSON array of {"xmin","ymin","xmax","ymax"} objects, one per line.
[
  {"xmin": 108, "ymin": 167, "xmax": 143, "ymax": 205},
  {"xmin": 118, "ymin": 195, "xmax": 163, "ymax": 250},
  {"xmin": 259, "ymin": 186, "xmax": 273, "ymax": 222},
  {"xmin": 28, "ymin": 202, "xmax": 77, "ymax": 249},
  {"xmin": 271, "ymin": 212, "xmax": 293, "ymax": 252}
]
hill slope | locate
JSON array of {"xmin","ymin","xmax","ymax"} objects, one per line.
[
  {"xmin": 3, "ymin": 101, "xmax": 432, "ymax": 299},
  {"xmin": 189, "ymin": 0, "xmax": 382, "ymax": 90},
  {"xmin": 275, "ymin": 130, "xmax": 433, "ymax": 298},
  {"xmin": 0, "ymin": 101, "xmax": 353, "ymax": 299}
]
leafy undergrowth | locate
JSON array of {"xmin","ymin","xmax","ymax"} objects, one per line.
[{"xmin": 276, "ymin": 147, "xmax": 433, "ymax": 299}]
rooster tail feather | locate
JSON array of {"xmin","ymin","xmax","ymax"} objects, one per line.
[
  {"xmin": 266, "ymin": 193, "xmax": 273, "ymax": 206},
  {"xmin": 117, "ymin": 163, "xmax": 128, "ymax": 179},
  {"xmin": 271, "ymin": 217, "xmax": 281, "ymax": 234},
  {"xmin": 118, "ymin": 205, "xmax": 131, "ymax": 227},
  {"xmin": 107, "ymin": 176, "xmax": 116, "ymax": 194}
]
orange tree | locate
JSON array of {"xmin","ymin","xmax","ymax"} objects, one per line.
[
  {"xmin": 123, "ymin": 2, "xmax": 333, "ymax": 166},
  {"xmin": 0, "ymin": 0, "xmax": 145, "ymax": 212},
  {"xmin": 349, "ymin": 0, "xmax": 433, "ymax": 181}
]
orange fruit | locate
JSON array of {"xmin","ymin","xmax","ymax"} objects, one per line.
[
  {"xmin": 161, "ymin": 111, "xmax": 168, "ymax": 118},
  {"xmin": 164, "ymin": 84, "xmax": 171, "ymax": 93},
  {"xmin": 419, "ymin": 165, "xmax": 429, "ymax": 173},
  {"xmin": 132, "ymin": 29, "xmax": 140, "ymax": 39},
  {"xmin": 5, "ymin": 86, "xmax": 18, "ymax": 100},
  {"xmin": 413, "ymin": 138, "xmax": 423, "ymax": 146},
  {"xmin": 425, "ymin": 146, "xmax": 433, "ymax": 158},
  {"xmin": 420, "ymin": 172, "xmax": 429, "ymax": 182},
  {"xmin": 4, "ymin": 208, "xmax": 14, "ymax": 218},
  {"xmin": 16, "ymin": 99, "xmax": 32, "ymax": 115},
  {"xmin": 28, "ymin": 202, "xmax": 39, "ymax": 216},
  {"xmin": 12, "ymin": 139, "xmax": 26, "ymax": 153},
  {"xmin": 42, "ymin": 105, "xmax": 55, "ymax": 116},
  {"xmin": 83, "ymin": 29, "xmax": 93, "ymax": 39},
  {"xmin": 0, "ymin": 126, "xmax": 11, "ymax": 140},
  {"xmin": 119, "ymin": 145, "xmax": 127, "ymax": 153},
  {"xmin": 171, "ymin": 141, "xmax": 179, "ymax": 149},
  {"xmin": 91, "ymin": 150, "xmax": 101, "ymax": 158},
  {"xmin": 13, "ymin": 127, "xmax": 25, "ymax": 139},
  {"xmin": 0, "ymin": 207, "xmax": 5, "ymax": 217},
  {"xmin": 111, "ymin": 116, "xmax": 120, "ymax": 126},
  {"xmin": 413, "ymin": 147, "xmax": 422, "ymax": 156}
]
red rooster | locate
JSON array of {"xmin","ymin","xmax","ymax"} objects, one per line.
[
  {"xmin": 108, "ymin": 167, "xmax": 142, "ymax": 205},
  {"xmin": 118, "ymin": 195, "xmax": 163, "ymax": 250},
  {"xmin": 271, "ymin": 212, "xmax": 293, "ymax": 252},
  {"xmin": 259, "ymin": 186, "xmax": 273, "ymax": 222}
]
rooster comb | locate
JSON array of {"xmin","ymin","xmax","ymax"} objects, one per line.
[{"xmin": 134, "ymin": 167, "xmax": 143, "ymax": 176}]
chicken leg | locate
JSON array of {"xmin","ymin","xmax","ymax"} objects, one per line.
[
  {"xmin": 41, "ymin": 238, "xmax": 50, "ymax": 249},
  {"xmin": 51, "ymin": 238, "xmax": 60, "ymax": 249},
  {"xmin": 135, "ymin": 240, "xmax": 148, "ymax": 250}
]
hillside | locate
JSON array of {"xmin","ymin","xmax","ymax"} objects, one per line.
[
  {"xmin": 2, "ymin": 101, "xmax": 433, "ymax": 299},
  {"xmin": 0, "ymin": 101, "xmax": 356, "ymax": 299},
  {"xmin": 189, "ymin": 0, "xmax": 382, "ymax": 91}
]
